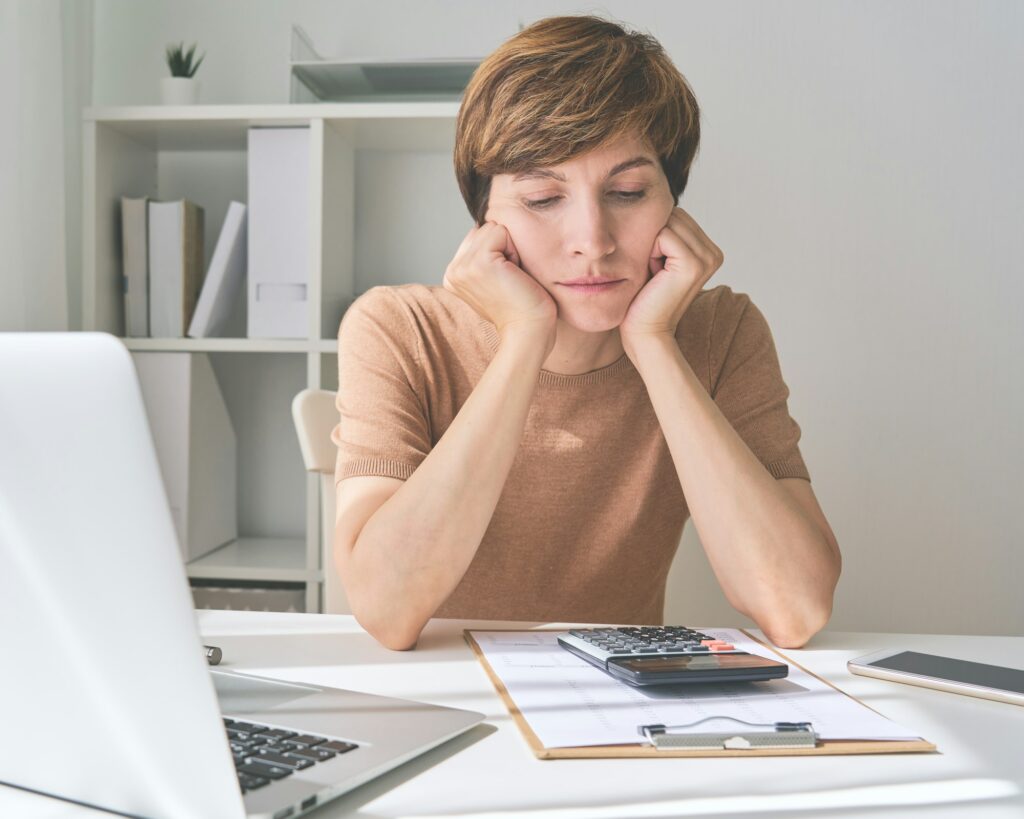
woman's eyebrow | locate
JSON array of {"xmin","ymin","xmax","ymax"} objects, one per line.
[{"xmin": 512, "ymin": 156, "xmax": 654, "ymax": 183}]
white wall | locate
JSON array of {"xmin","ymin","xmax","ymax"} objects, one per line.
[
  {"xmin": 89, "ymin": 0, "xmax": 1024, "ymax": 636},
  {"xmin": 61, "ymin": 0, "xmax": 93, "ymax": 331}
]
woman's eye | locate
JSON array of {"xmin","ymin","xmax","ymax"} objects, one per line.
[
  {"xmin": 613, "ymin": 190, "xmax": 647, "ymax": 203},
  {"xmin": 524, "ymin": 197, "xmax": 560, "ymax": 210},
  {"xmin": 524, "ymin": 190, "xmax": 647, "ymax": 210}
]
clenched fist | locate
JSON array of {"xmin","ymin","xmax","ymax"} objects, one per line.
[{"xmin": 443, "ymin": 222, "xmax": 557, "ymax": 351}]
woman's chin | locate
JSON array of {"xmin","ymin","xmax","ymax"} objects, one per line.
[{"xmin": 556, "ymin": 305, "xmax": 628, "ymax": 334}]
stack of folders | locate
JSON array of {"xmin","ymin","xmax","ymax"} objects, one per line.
[
  {"xmin": 122, "ymin": 126, "xmax": 309, "ymax": 340},
  {"xmin": 120, "ymin": 198, "xmax": 249, "ymax": 338}
]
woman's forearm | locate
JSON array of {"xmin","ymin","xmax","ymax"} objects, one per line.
[
  {"xmin": 346, "ymin": 328, "xmax": 549, "ymax": 649},
  {"xmin": 628, "ymin": 332, "xmax": 839, "ymax": 647}
]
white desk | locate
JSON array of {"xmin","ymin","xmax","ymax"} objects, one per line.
[{"xmin": 3, "ymin": 611, "xmax": 1023, "ymax": 817}]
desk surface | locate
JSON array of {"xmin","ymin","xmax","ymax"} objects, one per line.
[{"xmin": 4, "ymin": 612, "xmax": 1023, "ymax": 818}]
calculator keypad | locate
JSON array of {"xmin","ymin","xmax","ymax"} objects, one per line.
[{"xmin": 565, "ymin": 626, "xmax": 738, "ymax": 656}]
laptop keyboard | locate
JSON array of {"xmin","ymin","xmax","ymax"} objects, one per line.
[{"xmin": 224, "ymin": 717, "xmax": 359, "ymax": 793}]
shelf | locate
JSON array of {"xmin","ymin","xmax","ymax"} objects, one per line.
[
  {"xmin": 186, "ymin": 537, "xmax": 317, "ymax": 583},
  {"xmin": 84, "ymin": 98, "xmax": 457, "ymax": 613},
  {"xmin": 123, "ymin": 338, "xmax": 314, "ymax": 354},
  {"xmin": 84, "ymin": 102, "xmax": 459, "ymax": 152},
  {"xmin": 85, "ymin": 101, "xmax": 461, "ymax": 121}
]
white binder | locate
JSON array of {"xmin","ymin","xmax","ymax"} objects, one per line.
[
  {"xmin": 187, "ymin": 201, "xmax": 247, "ymax": 338},
  {"xmin": 120, "ymin": 196, "xmax": 149, "ymax": 337},
  {"xmin": 148, "ymin": 199, "xmax": 205, "ymax": 338},
  {"xmin": 247, "ymin": 127, "xmax": 310, "ymax": 339}
]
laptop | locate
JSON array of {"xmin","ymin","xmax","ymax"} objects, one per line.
[{"xmin": 0, "ymin": 332, "xmax": 485, "ymax": 818}]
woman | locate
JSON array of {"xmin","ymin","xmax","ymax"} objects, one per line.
[{"xmin": 331, "ymin": 14, "xmax": 841, "ymax": 651}]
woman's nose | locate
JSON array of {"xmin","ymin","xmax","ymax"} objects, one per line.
[{"xmin": 565, "ymin": 199, "xmax": 616, "ymax": 260}]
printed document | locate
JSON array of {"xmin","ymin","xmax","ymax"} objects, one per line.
[{"xmin": 468, "ymin": 628, "xmax": 921, "ymax": 748}]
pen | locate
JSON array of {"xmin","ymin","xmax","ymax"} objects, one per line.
[{"xmin": 204, "ymin": 645, "xmax": 222, "ymax": 665}]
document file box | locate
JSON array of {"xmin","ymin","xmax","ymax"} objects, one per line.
[{"xmin": 247, "ymin": 126, "xmax": 310, "ymax": 339}]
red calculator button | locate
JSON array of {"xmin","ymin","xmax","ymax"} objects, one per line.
[
  {"xmin": 701, "ymin": 640, "xmax": 727, "ymax": 647},
  {"xmin": 709, "ymin": 644, "xmax": 735, "ymax": 652}
]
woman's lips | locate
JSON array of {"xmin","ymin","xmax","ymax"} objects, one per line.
[{"xmin": 557, "ymin": 280, "xmax": 625, "ymax": 294}]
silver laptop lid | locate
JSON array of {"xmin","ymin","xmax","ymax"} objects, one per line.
[{"xmin": 0, "ymin": 332, "xmax": 244, "ymax": 818}]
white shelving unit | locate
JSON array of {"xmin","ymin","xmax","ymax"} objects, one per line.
[{"xmin": 82, "ymin": 102, "xmax": 463, "ymax": 612}]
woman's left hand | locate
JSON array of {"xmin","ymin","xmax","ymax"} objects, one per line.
[{"xmin": 620, "ymin": 206, "xmax": 724, "ymax": 358}]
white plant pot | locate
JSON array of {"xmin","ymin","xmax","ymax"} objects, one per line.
[{"xmin": 161, "ymin": 76, "xmax": 200, "ymax": 105}]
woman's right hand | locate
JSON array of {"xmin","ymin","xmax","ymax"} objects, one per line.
[{"xmin": 443, "ymin": 222, "xmax": 557, "ymax": 350}]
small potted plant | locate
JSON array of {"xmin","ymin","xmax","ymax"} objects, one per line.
[{"xmin": 161, "ymin": 42, "xmax": 205, "ymax": 105}]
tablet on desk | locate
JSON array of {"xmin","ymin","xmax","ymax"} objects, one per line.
[{"xmin": 848, "ymin": 648, "xmax": 1024, "ymax": 706}]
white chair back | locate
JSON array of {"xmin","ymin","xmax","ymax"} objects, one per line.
[{"xmin": 291, "ymin": 388, "xmax": 350, "ymax": 613}]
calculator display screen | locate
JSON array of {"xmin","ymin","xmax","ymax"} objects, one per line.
[
  {"xmin": 867, "ymin": 651, "xmax": 1024, "ymax": 694},
  {"xmin": 613, "ymin": 654, "xmax": 785, "ymax": 673}
]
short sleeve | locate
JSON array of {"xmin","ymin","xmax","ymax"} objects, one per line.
[
  {"xmin": 709, "ymin": 287, "xmax": 811, "ymax": 482},
  {"xmin": 331, "ymin": 287, "xmax": 432, "ymax": 485}
]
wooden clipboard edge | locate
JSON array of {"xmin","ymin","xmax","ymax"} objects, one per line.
[
  {"xmin": 463, "ymin": 628, "xmax": 938, "ymax": 760},
  {"xmin": 463, "ymin": 630, "xmax": 550, "ymax": 758}
]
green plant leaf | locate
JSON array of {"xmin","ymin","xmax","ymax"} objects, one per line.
[{"xmin": 165, "ymin": 40, "xmax": 204, "ymax": 77}]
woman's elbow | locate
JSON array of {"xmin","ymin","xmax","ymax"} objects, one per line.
[
  {"xmin": 351, "ymin": 605, "xmax": 422, "ymax": 651},
  {"xmin": 763, "ymin": 599, "xmax": 833, "ymax": 649},
  {"xmin": 773, "ymin": 549, "xmax": 841, "ymax": 647}
]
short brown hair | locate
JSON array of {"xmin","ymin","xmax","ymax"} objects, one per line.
[{"xmin": 454, "ymin": 14, "xmax": 701, "ymax": 226}]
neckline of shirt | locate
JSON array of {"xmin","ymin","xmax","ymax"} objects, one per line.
[{"xmin": 480, "ymin": 320, "xmax": 635, "ymax": 387}]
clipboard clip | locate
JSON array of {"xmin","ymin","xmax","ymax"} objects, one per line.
[{"xmin": 638, "ymin": 716, "xmax": 818, "ymax": 750}]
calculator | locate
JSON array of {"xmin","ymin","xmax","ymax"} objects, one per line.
[{"xmin": 556, "ymin": 626, "xmax": 789, "ymax": 687}]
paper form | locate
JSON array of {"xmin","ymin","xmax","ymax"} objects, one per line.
[{"xmin": 469, "ymin": 628, "xmax": 921, "ymax": 749}]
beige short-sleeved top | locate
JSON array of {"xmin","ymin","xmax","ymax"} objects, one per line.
[{"xmin": 331, "ymin": 283, "xmax": 810, "ymax": 625}]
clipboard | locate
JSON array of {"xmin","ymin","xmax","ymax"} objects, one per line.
[{"xmin": 464, "ymin": 627, "xmax": 938, "ymax": 759}]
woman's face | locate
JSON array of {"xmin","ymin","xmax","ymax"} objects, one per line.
[{"xmin": 484, "ymin": 134, "xmax": 675, "ymax": 333}]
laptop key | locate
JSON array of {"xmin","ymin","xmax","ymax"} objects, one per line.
[
  {"xmin": 274, "ymin": 740, "xmax": 306, "ymax": 753},
  {"xmin": 288, "ymin": 734, "xmax": 327, "ymax": 747},
  {"xmin": 237, "ymin": 762, "xmax": 291, "ymax": 780},
  {"xmin": 230, "ymin": 737, "xmax": 268, "ymax": 751},
  {"xmin": 226, "ymin": 729, "xmax": 261, "ymax": 742},
  {"xmin": 255, "ymin": 728, "xmax": 296, "ymax": 740},
  {"xmin": 238, "ymin": 773, "xmax": 269, "ymax": 791},
  {"xmin": 286, "ymin": 747, "xmax": 335, "ymax": 763},
  {"xmin": 319, "ymin": 740, "xmax": 358, "ymax": 754},
  {"xmin": 254, "ymin": 750, "xmax": 314, "ymax": 770},
  {"xmin": 228, "ymin": 721, "xmax": 268, "ymax": 734}
]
